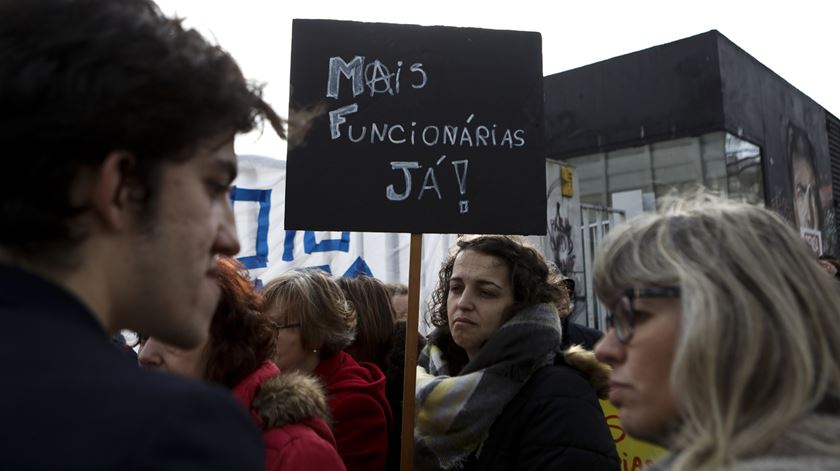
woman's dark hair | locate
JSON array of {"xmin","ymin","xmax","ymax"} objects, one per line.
[
  {"xmin": 429, "ymin": 235, "xmax": 565, "ymax": 328},
  {"xmin": 337, "ymin": 276, "xmax": 396, "ymax": 371},
  {"xmin": 202, "ymin": 257, "xmax": 276, "ymax": 388}
]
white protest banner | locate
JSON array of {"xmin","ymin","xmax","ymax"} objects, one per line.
[{"xmin": 232, "ymin": 154, "xmax": 458, "ymax": 333}]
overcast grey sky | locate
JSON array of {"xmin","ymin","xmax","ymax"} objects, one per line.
[{"xmin": 155, "ymin": 0, "xmax": 839, "ymax": 159}]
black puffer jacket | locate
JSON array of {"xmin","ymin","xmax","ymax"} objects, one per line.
[
  {"xmin": 464, "ymin": 347, "xmax": 620, "ymax": 471},
  {"xmin": 560, "ymin": 317, "xmax": 605, "ymax": 350}
]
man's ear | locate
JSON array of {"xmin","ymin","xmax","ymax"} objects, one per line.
[{"xmin": 89, "ymin": 151, "xmax": 136, "ymax": 231}]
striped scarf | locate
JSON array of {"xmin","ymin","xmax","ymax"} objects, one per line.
[{"xmin": 414, "ymin": 304, "xmax": 562, "ymax": 470}]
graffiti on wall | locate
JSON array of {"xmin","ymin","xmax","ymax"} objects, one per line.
[
  {"xmin": 542, "ymin": 161, "xmax": 586, "ymax": 321},
  {"xmin": 786, "ymin": 124, "xmax": 833, "ymax": 254},
  {"xmin": 549, "ymin": 201, "xmax": 576, "ymax": 275}
]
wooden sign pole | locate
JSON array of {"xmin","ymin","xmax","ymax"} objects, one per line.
[{"xmin": 399, "ymin": 233, "xmax": 423, "ymax": 471}]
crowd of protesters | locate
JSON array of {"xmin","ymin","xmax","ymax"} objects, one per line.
[{"xmin": 3, "ymin": 1, "xmax": 840, "ymax": 470}]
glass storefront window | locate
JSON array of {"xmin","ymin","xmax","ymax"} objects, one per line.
[
  {"xmin": 574, "ymin": 152, "xmax": 606, "ymax": 206},
  {"xmin": 725, "ymin": 134, "xmax": 764, "ymax": 204},
  {"xmin": 564, "ymin": 131, "xmax": 764, "ymax": 209}
]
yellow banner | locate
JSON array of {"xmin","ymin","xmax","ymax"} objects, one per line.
[{"xmin": 600, "ymin": 400, "xmax": 667, "ymax": 470}]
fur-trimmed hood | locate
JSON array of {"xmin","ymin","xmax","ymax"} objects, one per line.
[
  {"xmin": 232, "ymin": 361, "xmax": 332, "ymax": 429},
  {"xmin": 563, "ymin": 345, "xmax": 612, "ymax": 400},
  {"xmin": 233, "ymin": 361, "xmax": 347, "ymax": 471}
]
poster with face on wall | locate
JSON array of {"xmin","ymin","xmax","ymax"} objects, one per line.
[
  {"xmin": 787, "ymin": 123, "xmax": 832, "ymax": 254},
  {"xmin": 541, "ymin": 160, "xmax": 584, "ymax": 316},
  {"xmin": 801, "ymin": 228, "xmax": 822, "ymax": 254}
]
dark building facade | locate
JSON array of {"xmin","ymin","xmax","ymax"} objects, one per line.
[{"xmin": 545, "ymin": 30, "xmax": 838, "ymax": 256}]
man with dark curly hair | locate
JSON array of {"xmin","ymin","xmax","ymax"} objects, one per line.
[{"xmin": 0, "ymin": 0, "xmax": 282, "ymax": 468}]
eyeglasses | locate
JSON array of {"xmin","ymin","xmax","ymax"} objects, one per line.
[{"xmin": 606, "ymin": 286, "xmax": 680, "ymax": 344}]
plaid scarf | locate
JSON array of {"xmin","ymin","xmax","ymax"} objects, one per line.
[{"xmin": 414, "ymin": 304, "xmax": 562, "ymax": 470}]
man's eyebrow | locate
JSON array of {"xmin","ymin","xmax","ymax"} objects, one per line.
[{"xmin": 212, "ymin": 158, "xmax": 238, "ymax": 183}]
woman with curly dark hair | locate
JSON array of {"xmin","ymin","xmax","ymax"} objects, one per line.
[
  {"xmin": 415, "ymin": 235, "xmax": 619, "ymax": 471},
  {"xmin": 138, "ymin": 257, "xmax": 345, "ymax": 471}
]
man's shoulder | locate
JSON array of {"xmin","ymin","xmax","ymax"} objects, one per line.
[
  {"xmin": 106, "ymin": 360, "xmax": 254, "ymax": 431},
  {"xmin": 17, "ymin": 362, "xmax": 264, "ymax": 470},
  {"xmin": 0, "ymin": 327, "xmax": 263, "ymax": 468},
  {"xmin": 129, "ymin": 366, "xmax": 239, "ymax": 412},
  {"xmin": 129, "ymin": 371, "xmax": 265, "ymax": 466}
]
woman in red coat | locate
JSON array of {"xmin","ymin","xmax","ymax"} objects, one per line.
[
  {"xmin": 138, "ymin": 258, "xmax": 345, "ymax": 471},
  {"xmin": 262, "ymin": 270, "xmax": 392, "ymax": 471}
]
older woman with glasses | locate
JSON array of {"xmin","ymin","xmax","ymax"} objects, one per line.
[
  {"xmin": 593, "ymin": 194, "xmax": 840, "ymax": 471},
  {"xmin": 261, "ymin": 270, "xmax": 392, "ymax": 471}
]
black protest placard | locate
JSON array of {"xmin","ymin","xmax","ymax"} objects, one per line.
[{"xmin": 286, "ymin": 19, "xmax": 545, "ymax": 235}]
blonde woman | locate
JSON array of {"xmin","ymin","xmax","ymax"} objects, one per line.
[{"xmin": 593, "ymin": 194, "xmax": 840, "ymax": 470}]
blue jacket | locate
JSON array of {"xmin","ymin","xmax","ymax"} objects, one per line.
[{"xmin": 0, "ymin": 265, "xmax": 265, "ymax": 470}]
